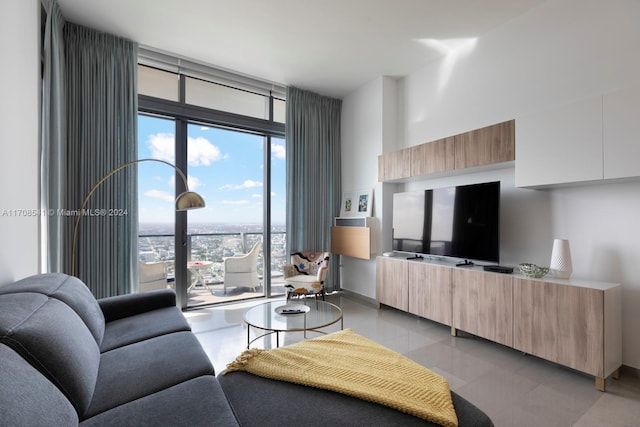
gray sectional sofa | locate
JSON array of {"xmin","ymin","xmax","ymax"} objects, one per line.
[
  {"xmin": 0, "ymin": 273, "xmax": 237, "ymax": 426},
  {"xmin": 0, "ymin": 273, "xmax": 493, "ymax": 426}
]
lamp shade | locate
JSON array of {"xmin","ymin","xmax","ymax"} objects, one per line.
[
  {"xmin": 550, "ymin": 238, "xmax": 572, "ymax": 279},
  {"xmin": 176, "ymin": 191, "xmax": 206, "ymax": 210}
]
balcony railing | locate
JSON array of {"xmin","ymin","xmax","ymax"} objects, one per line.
[{"xmin": 138, "ymin": 231, "xmax": 287, "ymax": 286}]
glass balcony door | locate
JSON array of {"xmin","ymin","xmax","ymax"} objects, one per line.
[
  {"xmin": 137, "ymin": 115, "xmax": 286, "ymax": 307},
  {"xmin": 186, "ymin": 124, "xmax": 266, "ymax": 308},
  {"xmin": 137, "ymin": 115, "xmax": 177, "ymax": 294},
  {"xmin": 270, "ymin": 137, "xmax": 287, "ymax": 296}
]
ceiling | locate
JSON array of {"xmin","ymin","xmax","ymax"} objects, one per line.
[{"xmin": 56, "ymin": 0, "xmax": 546, "ymax": 98}]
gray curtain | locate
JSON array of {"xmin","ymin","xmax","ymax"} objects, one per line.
[
  {"xmin": 41, "ymin": 0, "xmax": 66, "ymax": 273},
  {"xmin": 285, "ymin": 86, "xmax": 342, "ymax": 292},
  {"xmin": 64, "ymin": 23, "xmax": 138, "ymax": 298}
]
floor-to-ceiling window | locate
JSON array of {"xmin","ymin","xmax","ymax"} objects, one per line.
[
  {"xmin": 137, "ymin": 56, "xmax": 286, "ymax": 309},
  {"xmin": 270, "ymin": 136, "xmax": 287, "ymax": 290},
  {"xmin": 137, "ymin": 115, "xmax": 177, "ymax": 289},
  {"xmin": 186, "ymin": 125, "xmax": 266, "ymax": 307}
]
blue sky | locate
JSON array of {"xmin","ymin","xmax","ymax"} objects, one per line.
[{"xmin": 138, "ymin": 115, "xmax": 286, "ymax": 225}]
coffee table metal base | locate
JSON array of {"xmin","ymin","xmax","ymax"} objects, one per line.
[
  {"xmin": 246, "ymin": 321, "xmax": 343, "ymax": 349},
  {"xmin": 244, "ymin": 300, "xmax": 343, "ymax": 349}
]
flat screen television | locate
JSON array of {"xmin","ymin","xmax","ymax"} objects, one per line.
[{"xmin": 392, "ymin": 181, "xmax": 500, "ymax": 263}]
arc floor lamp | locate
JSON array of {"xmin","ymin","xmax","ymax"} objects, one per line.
[{"xmin": 70, "ymin": 158, "xmax": 205, "ymax": 276}]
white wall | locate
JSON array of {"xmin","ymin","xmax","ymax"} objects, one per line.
[
  {"xmin": 340, "ymin": 76, "xmax": 397, "ymax": 300},
  {"xmin": 0, "ymin": 0, "xmax": 40, "ymax": 285},
  {"xmin": 342, "ymin": 0, "xmax": 640, "ymax": 367},
  {"xmin": 401, "ymin": 0, "xmax": 640, "ymax": 146}
]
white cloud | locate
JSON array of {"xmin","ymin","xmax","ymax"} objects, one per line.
[
  {"xmin": 144, "ymin": 189, "xmax": 174, "ymax": 203},
  {"xmin": 169, "ymin": 174, "xmax": 202, "ymax": 191},
  {"xmin": 188, "ymin": 136, "xmax": 222, "ymax": 166},
  {"xmin": 240, "ymin": 180, "xmax": 262, "ymax": 189},
  {"xmin": 251, "ymin": 193, "xmax": 262, "ymax": 198},
  {"xmin": 272, "ymin": 143, "xmax": 286, "ymax": 159},
  {"xmin": 220, "ymin": 200, "xmax": 249, "ymax": 205},
  {"xmin": 219, "ymin": 180, "xmax": 263, "ymax": 191},
  {"xmin": 146, "ymin": 133, "xmax": 222, "ymax": 167},
  {"xmin": 147, "ymin": 133, "xmax": 175, "ymax": 163},
  {"xmin": 187, "ymin": 175, "xmax": 201, "ymax": 190}
]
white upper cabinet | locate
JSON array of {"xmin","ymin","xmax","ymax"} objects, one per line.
[
  {"xmin": 603, "ymin": 85, "xmax": 640, "ymax": 180},
  {"xmin": 515, "ymin": 96, "xmax": 603, "ymax": 188},
  {"xmin": 516, "ymin": 85, "xmax": 640, "ymax": 188}
]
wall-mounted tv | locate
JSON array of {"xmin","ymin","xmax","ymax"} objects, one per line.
[{"xmin": 392, "ymin": 181, "xmax": 500, "ymax": 263}]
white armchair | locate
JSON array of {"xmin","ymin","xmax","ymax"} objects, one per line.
[
  {"xmin": 138, "ymin": 261, "xmax": 168, "ymax": 293},
  {"xmin": 223, "ymin": 241, "xmax": 262, "ymax": 294}
]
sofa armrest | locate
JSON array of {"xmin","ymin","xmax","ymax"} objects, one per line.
[
  {"xmin": 316, "ymin": 265, "xmax": 329, "ymax": 281},
  {"xmin": 98, "ymin": 288, "xmax": 177, "ymax": 322}
]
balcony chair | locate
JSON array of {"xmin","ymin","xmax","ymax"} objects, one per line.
[
  {"xmin": 284, "ymin": 251, "xmax": 330, "ymax": 300},
  {"xmin": 138, "ymin": 261, "xmax": 168, "ymax": 293},
  {"xmin": 223, "ymin": 241, "xmax": 262, "ymax": 295}
]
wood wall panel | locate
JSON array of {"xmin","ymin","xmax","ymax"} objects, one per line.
[
  {"xmin": 513, "ymin": 278, "xmax": 560, "ymax": 361},
  {"xmin": 454, "ymin": 120, "xmax": 515, "ymax": 169},
  {"xmin": 376, "ymin": 257, "xmax": 621, "ymax": 390},
  {"xmin": 411, "ymin": 137, "xmax": 455, "ymax": 176},
  {"xmin": 378, "ymin": 120, "xmax": 514, "ymax": 182},
  {"xmin": 331, "ymin": 226, "xmax": 370, "ymax": 260},
  {"xmin": 378, "ymin": 148, "xmax": 411, "ymax": 181},
  {"xmin": 452, "ymin": 269, "xmax": 480, "ymax": 336},
  {"xmin": 477, "ymin": 273, "xmax": 513, "ymax": 347},
  {"xmin": 556, "ymin": 285, "xmax": 604, "ymax": 377},
  {"xmin": 376, "ymin": 257, "xmax": 408, "ymax": 311},
  {"xmin": 408, "ymin": 262, "xmax": 452, "ymax": 325}
]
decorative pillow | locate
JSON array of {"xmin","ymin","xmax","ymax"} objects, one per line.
[{"xmin": 291, "ymin": 252, "xmax": 330, "ymax": 276}]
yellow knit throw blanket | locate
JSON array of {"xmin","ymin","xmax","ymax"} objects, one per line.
[{"xmin": 223, "ymin": 329, "xmax": 458, "ymax": 427}]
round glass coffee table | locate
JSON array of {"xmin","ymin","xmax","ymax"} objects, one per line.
[{"xmin": 244, "ymin": 300, "xmax": 343, "ymax": 348}]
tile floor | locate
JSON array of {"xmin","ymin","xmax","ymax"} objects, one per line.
[{"xmin": 185, "ymin": 293, "xmax": 640, "ymax": 427}]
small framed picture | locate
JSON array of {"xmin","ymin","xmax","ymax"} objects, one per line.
[
  {"xmin": 340, "ymin": 192, "xmax": 355, "ymax": 217},
  {"xmin": 355, "ymin": 188, "xmax": 373, "ymax": 217}
]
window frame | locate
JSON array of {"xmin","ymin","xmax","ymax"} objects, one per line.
[{"xmin": 138, "ymin": 70, "xmax": 285, "ymax": 309}]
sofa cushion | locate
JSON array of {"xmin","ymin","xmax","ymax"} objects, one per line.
[
  {"xmin": 80, "ymin": 376, "xmax": 238, "ymax": 427},
  {"xmin": 0, "ymin": 273, "xmax": 105, "ymax": 345},
  {"xmin": 0, "ymin": 293, "xmax": 100, "ymax": 415},
  {"xmin": 218, "ymin": 371, "xmax": 494, "ymax": 426},
  {"xmin": 100, "ymin": 306, "xmax": 191, "ymax": 352},
  {"xmin": 0, "ymin": 344, "xmax": 79, "ymax": 426},
  {"xmin": 85, "ymin": 331, "xmax": 215, "ymax": 418},
  {"xmin": 98, "ymin": 288, "xmax": 178, "ymax": 322}
]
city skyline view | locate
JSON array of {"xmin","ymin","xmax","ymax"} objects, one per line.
[
  {"xmin": 137, "ymin": 115, "xmax": 286, "ymax": 227},
  {"xmin": 138, "ymin": 221, "xmax": 285, "ymax": 235}
]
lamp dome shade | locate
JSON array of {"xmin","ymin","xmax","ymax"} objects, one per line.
[{"xmin": 176, "ymin": 191, "xmax": 206, "ymax": 210}]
